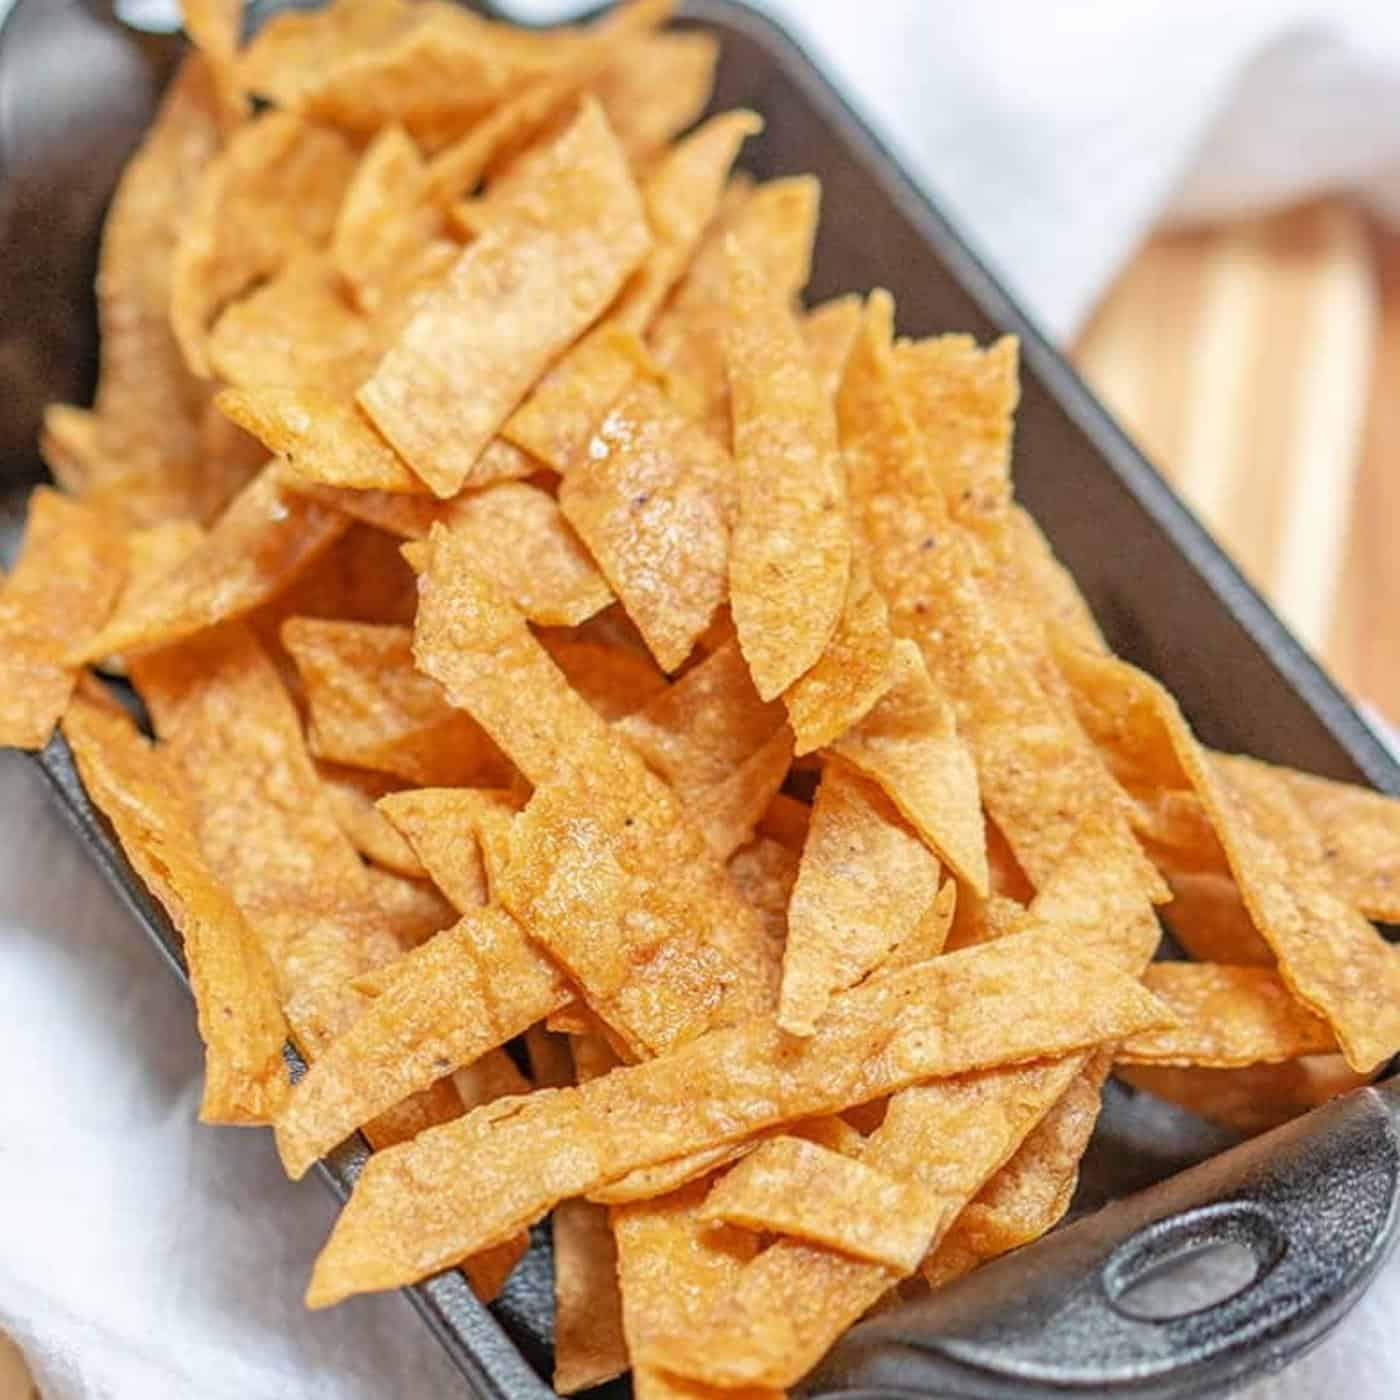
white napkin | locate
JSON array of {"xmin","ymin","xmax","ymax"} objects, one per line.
[{"xmin": 5, "ymin": 3, "xmax": 1400, "ymax": 1398}]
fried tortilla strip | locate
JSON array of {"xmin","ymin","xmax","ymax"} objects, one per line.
[
  {"xmin": 180, "ymin": 0, "xmax": 248, "ymax": 130},
  {"xmin": 651, "ymin": 175, "xmax": 821, "ymax": 445},
  {"xmin": 217, "ymin": 388, "xmax": 429, "ymax": 496},
  {"xmin": 0, "ymin": 490, "xmax": 126, "ymax": 749},
  {"xmin": 306, "ymin": 928, "xmax": 1170, "ymax": 1304},
  {"xmin": 63, "ymin": 697, "xmax": 289, "ymax": 1124},
  {"xmin": 1054, "ymin": 638, "xmax": 1400, "ymax": 1074},
  {"xmin": 503, "ymin": 112, "xmax": 759, "ymax": 475},
  {"xmin": 804, "ymin": 295, "xmax": 863, "ymax": 400},
  {"xmin": 894, "ymin": 332, "xmax": 1020, "ymax": 530},
  {"xmin": 829, "ymin": 639, "xmax": 986, "ymax": 895},
  {"xmin": 1222, "ymin": 757, "xmax": 1400, "ymax": 924},
  {"xmin": 359, "ymin": 100, "xmax": 650, "ymax": 497},
  {"xmin": 72, "ymin": 467, "xmax": 348, "ymax": 663},
  {"xmin": 275, "ymin": 907, "xmax": 570, "ymax": 1178},
  {"xmin": 332, "ymin": 125, "xmax": 441, "ymax": 312},
  {"xmin": 922, "ymin": 1050, "xmax": 1114, "ymax": 1287},
  {"xmin": 430, "ymin": 482, "xmax": 613, "ymax": 627},
  {"xmin": 784, "ymin": 548, "xmax": 895, "ymax": 755},
  {"xmin": 282, "ymin": 619, "xmax": 509, "ymax": 788},
  {"xmin": 316, "ymin": 765, "xmax": 425, "ymax": 878},
  {"xmin": 171, "ymin": 111, "xmax": 356, "ymax": 376},
  {"xmin": 613, "ymin": 1177, "xmax": 780, "ymax": 1400},
  {"xmin": 779, "ymin": 760, "xmax": 942, "ymax": 1036},
  {"xmin": 847, "ymin": 294, "xmax": 1156, "ymax": 897},
  {"xmin": 1117, "ymin": 1056, "xmax": 1372, "ymax": 1137},
  {"xmin": 377, "ymin": 788, "xmax": 511, "ymax": 913},
  {"xmin": 363, "ymin": 864, "xmax": 457, "ymax": 949},
  {"xmin": 589, "ymin": 1139, "xmax": 762, "ymax": 1208},
  {"xmin": 554, "ymin": 1194, "xmax": 628, "ymax": 1394},
  {"xmin": 616, "ymin": 639, "xmax": 785, "ymax": 789},
  {"xmin": 1118, "ymin": 963, "xmax": 1336, "ymax": 1067},
  {"xmin": 272, "ymin": 473, "xmax": 453, "ymax": 540},
  {"xmin": 540, "ymin": 634, "xmax": 668, "ymax": 721},
  {"xmin": 1162, "ymin": 869, "xmax": 1275, "ymax": 967},
  {"xmin": 686, "ymin": 726, "xmax": 795, "ymax": 861},
  {"xmin": 132, "ymin": 624, "xmax": 401, "ymax": 1049},
  {"xmin": 726, "ymin": 239, "xmax": 850, "ymax": 699},
  {"xmin": 559, "ymin": 379, "xmax": 737, "ymax": 670},
  {"xmin": 595, "ymin": 29, "xmax": 720, "ymax": 165},
  {"xmin": 702, "ymin": 1135, "xmax": 941, "ymax": 1272},
  {"xmin": 38, "ymin": 404, "xmax": 102, "ymax": 496},
  {"xmin": 502, "ymin": 773, "xmax": 781, "ymax": 1058},
  {"xmin": 883, "ymin": 878, "xmax": 959, "ymax": 971},
  {"xmin": 642, "ymin": 819, "xmax": 1163, "ymax": 1389},
  {"xmin": 62, "ymin": 56, "xmax": 221, "ymax": 524}
]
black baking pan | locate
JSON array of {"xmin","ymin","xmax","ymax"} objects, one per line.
[{"xmin": 2, "ymin": 2, "xmax": 1399, "ymax": 1397}]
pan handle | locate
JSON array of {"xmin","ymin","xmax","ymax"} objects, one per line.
[{"xmin": 806, "ymin": 1080, "xmax": 1400, "ymax": 1400}]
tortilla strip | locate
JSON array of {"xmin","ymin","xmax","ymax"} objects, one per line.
[
  {"xmin": 726, "ymin": 239, "xmax": 850, "ymax": 700},
  {"xmin": 358, "ymin": 100, "xmax": 650, "ymax": 496},
  {"xmin": 305, "ymin": 927, "xmax": 1169, "ymax": 1305},
  {"xmin": 63, "ymin": 698, "xmax": 289, "ymax": 1124},
  {"xmin": 0, "ymin": 489, "xmax": 126, "ymax": 749},
  {"xmin": 594, "ymin": 28, "xmax": 719, "ymax": 165},
  {"xmin": 73, "ymin": 467, "xmax": 349, "ymax": 664},
  {"xmin": 275, "ymin": 907, "xmax": 570, "ymax": 1178},
  {"xmin": 554, "ymin": 1193, "xmax": 629, "ymax": 1393}
]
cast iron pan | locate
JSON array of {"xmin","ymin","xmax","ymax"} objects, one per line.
[{"xmin": 3, "ymin": 3, "xmax": 1400, "ymax": 1397}]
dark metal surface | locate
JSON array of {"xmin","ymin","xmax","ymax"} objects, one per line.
[{"xmin": 4, "ymin": 1, "xmax": 1400, "ymax": 1397}]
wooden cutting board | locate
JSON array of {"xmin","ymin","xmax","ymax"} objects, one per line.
[{"xmin": 1074, "ymin": 198, "xmax": 1400, "ymax": 738}]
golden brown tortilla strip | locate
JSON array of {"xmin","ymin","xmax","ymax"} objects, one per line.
[
  {"xmin": 0, "ymin": 489, "xmax": 126, "ymax": 749},
  {"xmin": 358, "ymin": 101, "xmax": 651, "ymax": 496},
  {"xmin": 63, "ymin": 697, "xmax": 289, "ymax": 1124}
]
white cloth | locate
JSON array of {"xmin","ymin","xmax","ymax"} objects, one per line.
[{"xmin": 5, "ymin": 2, "xmax": 1400, "ymax": 1398}]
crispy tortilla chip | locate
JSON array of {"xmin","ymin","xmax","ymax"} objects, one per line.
[
  {"xmin": 376, "ymin": 789, "xmax": 494, "ymax": 913},
  {"xmin": 306, "ymin": 927, "xmax": 1169, "ymax": 1304},
  {"xmin": 884, "ymin": 878, "xmax": 958, "ymax": 971},
  {"xmin": 539, "ymin": 635, "xmax": 668, "ymax": 721},
  {"xmin": 688, "ymin": 726, "xmax": 795, "ymax": 861},
  {"xmin": 181, "ymin": 0, "xmax": 248, "ymax": 130},
  {"xmin": 64, "ymin": 56, "xmax": 221, "ymax": 524},
  {"xmin": 829, "ymin": 639, "xmax": 986, "ymax": 894},
  {"xmin": 0, "ymin": 490, "xmax": 126, "ymax": 749},
  {"xmin": 727, "ymin": 837, "xmax": 800, "ymax": 944},
  {"xmin": 616, "ymin": 639, "xmax": 784, "ymax": 788},
  {"xmin": 804, "ymin": 295, "xmax": 864, "ymax": 401},
  {"xmin": 38, "ymin": 404, "xmax": 102, "ymax": 496},
  {"xmin": 73, "ymin": 467, "xmax": 349, "ymax": 664},
  {"xmin": 218, "ymin": 387, "xmax": 429, "ymax": 496},
  {"xmin": 559, "ymin": 379, "xmax": 737, "ymax": 670},
  {"xmin": 779, "ymin": 760, "xmax": 943, "ymax": 1036},
  {"xmin": 502, "ymin": 111, "xmax": 759, "ymax": 477},
  {"xmin": 612, "ymin": 1177, "xmax": 778, "ymax": 1400},
  {"xmin": 784, "ymin": 549, "xmax": 895, "ymax": 754},
  {"xmin": 132, "ymin": 623, "xmax": 401, "ymax": 1052},
  {"xmin": 1054, "ymin": 638, "xmax": 1400, "ymax": 1073},
  {"xmin": 63, "ymin": 697, "xmax": 289, "ymax": 1124},
  {"xmin": 554, "ymin": 1195, "xmax": 629, "ymax": 1394},
  {"xmin": 726, "ymin": 238, "xmax": 850, "ymax": 699},
  {"xmin": 702, "ymin": 1135, "xmax": 943, "ymax": 1272},
  {"xmin": 1162, "ymin": 870, "xmax": 1275, "ymax": 966},
  {"xmin": 590, "ymin": 1139, "xmax": 764, "ymax": 1208},
  {"xmin": 595, "ymin": 30, "xmax": 719, "ymax": 165},
  {"xmin": 1118, "ymin": 963, "xmax": 1336, "ymax": 1067},
  {"xmin": 172, "ymin": 111, "xmax": 357, "ymax": 376},
  {"xmin": 1223, "ymin": 756, "xmax": 1400, "ymax": 924},
  {"xmin": 272, "ymin": 474, "xmax": 453, "ymax": 541},
  {"xmin": 317, "ymin": 765, "xmax": 426, "ymax": 878},
  {"xmin": 275, "ymin": 906, "xmax": 569, "ymax": 1178},
  {"xmin": 282, "ymin": 619, "xmax": 509, "ymax": 789},
  {"xmin": 332, "ymin": 125, "xmax": 442, "ymax": 313},
  {"xmin": 1117, "ymin": 1055, "xmax": 1372, "ymax": 1136},
  {"xmin": 501, "ymin": 773, "xmax": 780, "ymax": 1059},
  {"xmin": 427, "ymin": 482, "xmax": 613, "ymax": 627},
  {"xmin": 846, "ymin": 296, "xmax": 1153, "ymax": 897},
  {"xmin": 651, "ymin": 176, "xmax": 821, "ymax": 445},
  {"xmin": 362, "ymin": 864, "xmax": 457, "ymax": 949},
  {"xmin": 922, "ymin": 1051, "xmax": 1114, "ymax": 1287},
  {"xmin": 894, "ymin": 333, "xmax": 1020, "ymax": 530},
  {"xmin": 358, "ymin": 101, "xmax": 650, "ymax": 497}
]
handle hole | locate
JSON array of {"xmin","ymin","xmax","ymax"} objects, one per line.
[
  {"xmin": 1108, "ymin": 1239, "xmax": 1261, "ymax": 1321},
  {"xmin": 1103, "ymin": 1202, "xmax": 1284, "ymax": 1324}
]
